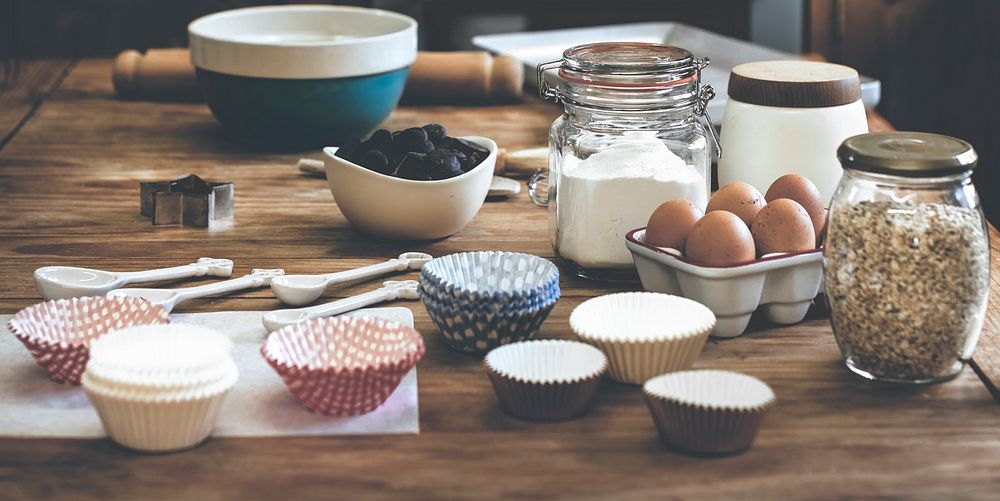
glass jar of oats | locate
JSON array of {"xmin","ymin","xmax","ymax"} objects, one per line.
[{"xmin": 825, "ymin": 132, "xmax": 990, "ymax": 384}]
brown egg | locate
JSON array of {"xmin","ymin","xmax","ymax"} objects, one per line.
[
  {"xmin": 706, "ymin": 182, "xmax": 766, "ymax": 227},
  {"xmin": 684, "ymin": 211, "xmax": 756, "ymax": 266},
  {"xmin": 765, "ymin": 174, "xmax": 826, "ymax": 239},
  {"xmin": 645, "ymin": 199, "xmax": 704, "ymax": 250},
  {"xmin": 750, "ymin": 199, "xmax": 816, "ymax": 255}
]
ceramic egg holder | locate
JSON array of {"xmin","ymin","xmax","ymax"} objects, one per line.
[{"xmin": 626, "ymin": 228, "xmax": 823, "ymax": 338}]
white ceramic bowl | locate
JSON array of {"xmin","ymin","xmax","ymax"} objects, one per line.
[
  {"xmin": 323, "ymin": 136, "xmax": 497, "ymax": 240},
  {"xmin": 189, "ymin": 5, "xmax": 416, "ymax": 79}
]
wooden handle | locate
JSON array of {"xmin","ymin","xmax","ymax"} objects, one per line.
[
  {"xmin": 113, "ymin": 48, "xmax": 201, "ymax": 98},
  {"xmin": 112, "ymin": 48, "xmax": 523, "ymax": 102},
  {"xmin": 403, "ymin": 51, "xmax": 522, "ymax": 102}
]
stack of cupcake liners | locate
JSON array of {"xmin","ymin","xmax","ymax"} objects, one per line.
[
  {"xmin": 642, "ymin": 370, "xmax": 775, "ymax": 455},
  {"xmin": 570, "ymin": 292, "xmax": 716, "ymax": 384},
  {"xmin": 420, "ymin": 251, "xmax": 559, "ymax": 353},
  {"xmin": 262, "ymin": 315, "xmax": 425, "ymax": 416},
  {"xmin": 81, "ymin": 324, "xmax": 238, "ymax": 452},
  {"xmin": 8, "ymin": 296, "xmax": 171, "ymax": 384},
  {"xmin": 485, "ymin": 339, "xmax": 607, "ymax": 421}
]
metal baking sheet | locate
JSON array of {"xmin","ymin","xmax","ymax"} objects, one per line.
[{"xmin": 473, "ymin": 22, "xmax": 881, "ymax": 124}]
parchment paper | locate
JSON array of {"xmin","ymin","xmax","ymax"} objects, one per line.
[{"xmin": 0, "ymin": 307, "xmax": 419, "ymax": 438}]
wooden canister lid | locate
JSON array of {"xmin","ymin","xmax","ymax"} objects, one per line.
[{"xmin": 728, "ymin": 60, "xmax": 861, "ymax": 108}]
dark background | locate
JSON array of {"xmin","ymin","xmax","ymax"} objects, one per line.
[{"xmin": 2, "ymin": 0, "xmax": 996, "ymax": 223}]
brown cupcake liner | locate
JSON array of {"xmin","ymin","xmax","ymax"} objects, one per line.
[
  {"xmin": 484, "ymin": 339, "xmax": 607, "ymax": 421},
  {"xmin": 487, "ymin": 370, "xmax": 603, "ymax": 421},
  {"xmin": 642, "ymin": 370, "xmax": 774, "ymax": 455},
  {"xmin": 643, "ymin": 393, "xmax": 769, "ymax": 455}
]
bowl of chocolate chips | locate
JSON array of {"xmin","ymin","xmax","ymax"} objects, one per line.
[{"xmin": 323, "ymin": 123, "xmax": 496, "ymax": 240}]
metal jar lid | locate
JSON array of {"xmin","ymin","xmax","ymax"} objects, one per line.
[{"xmin": 837, "ymin": 132, "xmax": 977, "ymax": 177}]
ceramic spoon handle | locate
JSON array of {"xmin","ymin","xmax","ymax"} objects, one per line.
[
  {"xmin": 116, "ymin": 258, "xmax": 234, "ymax": 284},
  {"xmin": 321, "ymin": 260, "xmax": 407, "ymax": 286},
  {"xmin": 301, "ymin": 280, "xmax": 420, "ymax": 322},
  {"xmin": 171, "ymin": 268, "xmax": 284, "ymax": 305}
]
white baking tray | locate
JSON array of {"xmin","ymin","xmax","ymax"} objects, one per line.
[
  {"xmin": 473, "ymin": 22, "xmax": 881, "ymax": 124},
  {"xmin": 625, "ymin": 228, "xmax": 823, "ymax": 338}
]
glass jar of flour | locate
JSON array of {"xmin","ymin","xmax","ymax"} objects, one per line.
[{"xmin": 531, "ymin": 42, "xmax": 718, "ymax": 281}]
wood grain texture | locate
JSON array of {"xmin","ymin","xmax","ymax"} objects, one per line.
[
  {"xmin": 0, "ymin": 59, "xmax": 74, "ymax": 148},
  {"xmin": 1, "ymin": 58, "xmax": 999, "ymax": 501}
]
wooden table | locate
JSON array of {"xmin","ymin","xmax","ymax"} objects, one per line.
[{"xmin": 2, "ymin": 59, "xmax": 999, "ymax": 500}]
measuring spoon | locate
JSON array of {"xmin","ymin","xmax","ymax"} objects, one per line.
[
  {"xmin": 270, "ymin": 252, "xmax": 431, "ymax": 306},
  {"xmin": 262, "ymin": 280, "xmax": 420, "ymax": 333},
  {"xmin": 34, "ymin": 258, "xmax": 234, "ymax": 300},
  {"xmin": 107, "ymin": 268, "xmax": 284, "ymax": 313}
]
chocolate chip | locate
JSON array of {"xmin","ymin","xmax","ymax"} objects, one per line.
[
  {"xmin": 359, "ymin": 150, "xmax": 391, "ymax": 175},
  {"xmin": 394, "ymin": 152, "xmax": 432, "ymax": 180},
  {"xmin": 423, "ymin": 123, "xmax": 447, "ymax": 144},
  {"xmin": 335, "ymin": 139, "xmax": 362, "ymax": 161},
  {"xmin": 368, "ymin": 129, "xmax": 393, "ymax": 150},
  {"xmin": 452, "ymin": 138, "xmax": 489, "ymax": 166},
  {"xmin": 427, "ymin": 149, "xmax": 463, "ymax": 179}
]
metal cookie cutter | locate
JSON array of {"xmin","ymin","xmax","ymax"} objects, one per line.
[{"xmin": 140, "ymin": 174, "xmax": 234, "ymax": 228}]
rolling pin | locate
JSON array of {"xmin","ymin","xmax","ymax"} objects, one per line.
[{"xmin": 112, "ymin": 48, "xmax": 523, "ymax": 103}]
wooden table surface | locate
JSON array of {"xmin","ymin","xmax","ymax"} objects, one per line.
[{"xmin": 2, "ymin": 58, "xmax": 999, "ymax": 501}]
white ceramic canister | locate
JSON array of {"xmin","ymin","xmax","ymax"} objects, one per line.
[{"xmin": 717, "ymin": 61, "xmax": 868, "ymax": 203}]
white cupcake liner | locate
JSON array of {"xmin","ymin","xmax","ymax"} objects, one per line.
[
  {"xmin": 84, "ymin": 380, "xmax": 235, "ymax": 452},
  {"xmin": 642, "ymin": 370, "xmax": 775, "ymax": 455},
  {"xmin": 582, "ymin": 335, "xmax": 709, "ymax": 384},
  {"xmin": 485, "ymin": 340, "xmax": 607, "ymax": 421},
  {"xmin": 81, "ymin": 323, "xmax": 237, "ymax": 452},
  {"xmin": 569, "ymin": 293, "xmax": 716, "ymax": 384},
  {"xmin": 86, "ymin": 324, "xmax": 235, "ymax": 390}
]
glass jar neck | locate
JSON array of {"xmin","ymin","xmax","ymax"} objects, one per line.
[
  {"xmin": 843, "ymin": 167, "xmax": 973, "ymax": 188},
  {"xmin": 563, "ymin": 102, "xmax": 697, "ymax": 130}
]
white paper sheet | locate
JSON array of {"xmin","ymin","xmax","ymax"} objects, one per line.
[{"xmin": 0, "ymin": 307, "xmax": 419, "ymax": 438}]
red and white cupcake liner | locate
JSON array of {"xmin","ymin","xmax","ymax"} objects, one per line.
[
  {"xmin": 7, "ymin": 296, "xmax": 170, "ymax": 384},
  {"xmin": 262, "ymin": 316, "xmax": 425, "ymax": 416}
]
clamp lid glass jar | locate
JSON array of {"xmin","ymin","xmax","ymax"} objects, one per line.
[
  {"xmin": 824, "ymin": 131, "xmax": 990, "ymax": 384},
  {"xmin": 532, "ymin": 42, "xmax": 719, "ymax": 281}
]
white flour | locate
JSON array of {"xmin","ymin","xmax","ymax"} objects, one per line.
[{"xmin": 554, "ymin": 137, "xmax": 707, "ymax": 268}]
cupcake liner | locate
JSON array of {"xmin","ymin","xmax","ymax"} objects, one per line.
[
  {"xmin": 81, "ymin": 323, "xmax": 238, "ymax": 452},
  {"xmin": 418, "ymin": 281, "xmax": 559, "ymax": 312},
  {"xmin": 485, "ymin": 340, "xmax": 606, "ymax": 421},
  {"xmin": 570, "ymin": 292, "xmax": 715, "ymax": 384},
  {"xmin": 86, "ymin": 324, "xmax": 235, "ymax": 390},
  {"xmin": 422, "ymin": 293, "xmax": 556, "ymax": 353},
  {"xmin": 420, "ymin": 251, "xmax": 560, "ymax": 302},
  {"xmin": 7, "ymin": 296, "xmax": 170, "ymax": 384},
  {"xmin": 262, "ymin": 316, "xmax": 425, "ymax": 416},
  {"xmin": 84, "ymin": 381, "xmax": 234, "ymax": 452},
  {"xmin": 642, "ymin": 370, "xmax": 775, "ymax": 455}
]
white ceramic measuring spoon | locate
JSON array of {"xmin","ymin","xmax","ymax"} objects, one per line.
[
  {"xmin": 270, "ymin": 252, "xmax": 431, "ymax": 306},
  {"xmin": 34, "ymin": 258, "xmax": 234, "ymax": 300},
  {"xmin": 262, "ymin": 280, "xmax": 420, "ymax": 333},
  {"xmin": 107, "ymin": 268, "xmax": 284, "ymax": 313}
]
